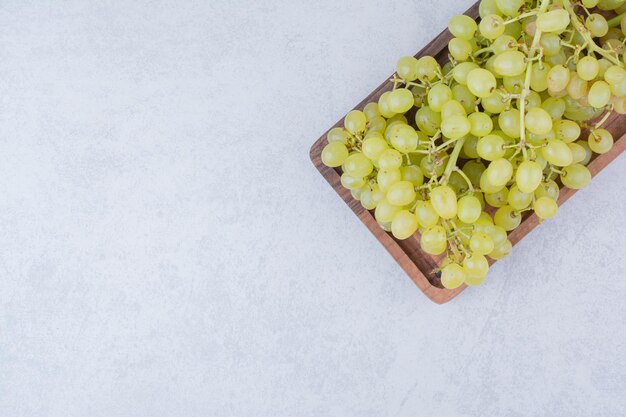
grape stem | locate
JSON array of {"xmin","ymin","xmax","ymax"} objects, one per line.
[
  {"xmin": 504, "ymin": 10, "xmax": 540, "ymax": 25},
  {"xmin": 518, "ymin": 0, "xmax": 551, "ymax": 160},
  {"xmin": 441, "ymin": 137, "xmax": 466, "ymax": 185},
  {"xmin": 561, "ymin": 0, "xmax": 625, "ymax": 67},
  {"xmin": 452, "ymin": 167, "xmax": 475, "ymax": 193},
  {"xmin": 607, "ymin": 12, "xmax": 625, "ymax": 29}
]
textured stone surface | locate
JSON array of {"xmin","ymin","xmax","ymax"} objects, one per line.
[{"xmin": 0, "ymin": 1, "xmax": 625, "ymax": 416}]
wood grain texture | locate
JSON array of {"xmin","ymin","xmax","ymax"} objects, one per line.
[{"xmin": 310, "ymin": 3, "xmax": 626, "ymax": 304}]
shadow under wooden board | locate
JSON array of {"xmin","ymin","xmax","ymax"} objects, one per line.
[{"xmin": 310, "ymin": 3, "xmax": 626, "ymax": 304}]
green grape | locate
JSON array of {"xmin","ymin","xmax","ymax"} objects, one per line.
[
  {"xmin": 448, "ymin": 14, "xmax": 478, "ymax": 40},
  {"xmin": 341, "ymin": 173, "xmax": 366, "ymax": 190},
  {"xmin": 378, "ymin": 92, "xmax": 396, "ymax": 118},
  {"xmin": 391, "ymin": 210, "xmax": 419, "ymax": 240},
  {"xmin": 396, "ymin": 56, "xmax": 419, "ymax": 81},
  {"xmin": 588, "ymin": 128, "xmax": 614, "ymax": 154},
  {"xmin": 588, "ymin": 81, "xmax": 611, "ymax": 108},
  {"xmin": 401, "ymin": 165, "xmax": 424, "ymax": 186},
  {"xmin": 415, "ymin": 106, "xmax": 442, "ymax": 136},
  {"xmin": 387, "ymin": 114, "xmax": 408, "ymax": 126},
  {"xmin": 485, "ymin": 187, "xmax": 509, "ymax": 208},
  {"xmin": 494, "ymin": 205, "xmax": 522, "ymax": 231},
  {"xmin": 547, "ymin": 65, "xmax": 571, "ymax": 92},
  {"xmin": 321, "ymin": 142, "xmax": 349, "ymax": 167},
  {"xmin": 420, "ymin": 225, "xmax": 447, "ymax": 255},
  {"xmin": 496, "ymin": 0, "xmax": 523, "ymax": 16},
  {"xmin": 416, "ymin": 56, "xmax": 440, "ymax": 81},
  {"xmin": 477, "ymin": 134, "xmax": 505, "ymax": 161},
  {"xmin": 504, "ymin": 74, "xmax": 525, "ymax": 94},
  {"xmin": 516, "ymin": 160, "xmax": 544, "ymax": 193},
  {"xmin": 540, "ymin": 33, "xmax": 561, "ymax": 56},
  {"xmin": 441, "ymin": 114, "xmax": 471, "ymax": 139},
  {"xmin": 480, "ymin": 170, "xmax": 504, "ymax": 194},
  {"xmin": 387, "ymin": 181, "xmax": 416, "ymax": 206},
  {"xmin": 507, "ymin": 185, "xmax": 533, "ymax": 210},
  {"xmin": 387, "ymin": 88, "xmax": 415, "ymax": 114},
  {"xmin": 470, "ymin": 232, "xmax": 495, "ymax": 255},
  {"xmin": 378, "ymin": 221, "xmax": 392, "ymax": 232},
  {"xmin": 453, "ymin": 62, "xmax": 480, "ymax": 85},
  {"xmin": 586, "ymin": 14, "xmax": 609, "ymax": 38},
  {"xmin": 535, "ymin": 9, "xmax": 570, "ymax": 33},
  {"xmin": 327, "ymin": 127, "xmax": 349, "ymax": 144},
  {"xmin": 430, "ymin": 185, "xmax": 458, "ymax": 219},
  {"xmin": 452, "ymin": 84, "xmax": 477, "ymax": 114},
  {"xmin": 598, "ymin": 0, "xmax": 625, "ymax": 11},
  {"xmin": 467, "ymin": 68, "xmax": 497, "ymax": 98},
  {"xmin": 441, "ymin": 100, "xmax": 466, "ymax": 119},
  {"xmin": 351, "ymin": 186, "xmax": 363, "ymax": 201},
  {"xmin": 545, "ymin": 49, "xmax": 567, "ymax": 67},
  {"xmin": 462, "ymin": 160, "xmax": 486, "ymax": 188},
  {"xmin": 563, "ymin": 95, "xmax": 603, "ymax": 120},
  {"xmin": 462, "ymin": 135, "xmax": 480, "ymax": 159},
  {"xmin": 504, "ymin": 20, "xmax": 523, "ymax": 38},
  {"xmin": 492, "ymin": 35, "xmax": 518, "ymax": 54},
  {"xmin": 468, "ymin": 112, "xmax": 494, "ymax": 137},
  {"xmin": 489, "ymin": 239, "xmax": 512, "ymax": 259},
  {"xmin": 441, "ymin": 263, "xmax": 466, "ymax": 289},
  {"xmin": 343, "ymin": 152, "xmax": 373, "ymax": 178},
  {"xmin": 361, "ymin": 184, "xmax": 385, "ymax": 210},
  {"xmin": 414, "ymin": 200, "xmax": 440, "ymax": 228},
  {"xmin": 568, "ymin": 142, "xmax": 587, "ymax": 164},
  {"xmin": 428, "ymin": 84, "xmax": 453, "ymax": 112},
  {"xmin": 457, "ymin": 195, "xmax": 482, "ymax": 223},
  {"xmin": 542, "ymin": 97, "xmax": 566, "ymax": 119},
  {"xmin": 553, "ymin": 119, "xmax": 581, "ymax": 142},
  {"xmin": 363, "ymin": 102, "xmax": 380, "ymax": 120},
  {"xmin": 577, "ymin": 56, "xmax": 600, "ymax": 82},
  {"xmin": 463, "ymin": 254, "xmax": 489, "ymax": 285},
  {"xmin": 604, "ymin": 65, "xmax": 626, "ymax": 86},
  {"xmin": 377, "ymin": 168, "xmax": 402, "ymax": 192},
  {"xmin": 344, "ymin": 110, "xmax": 367, "ymax": 134},
  {"xmin": 475, "ymin": 211, "xmax": 495, "ymax": 228},
  {"xmin": 534, "ymin": 180, "xmax": 560, "ymax": 200},
  {"xmin": 597, "ymin": 58, "xmax": 612, "ymax": 78},
  {"xmin": 368, "ymin": 116, "xmax": 387, "ymax": 134},
  {"xmin": 582, "ymin": 0, "xmax": 600, "ymax": 7},
  {"xmin": 480, "ymin": 15, "xmax": 506, "ymax": 39},
  {"xmin": 375, "ymin": 198, "xmax": 402, "ymax": 222},
  {"xmin": 481, "ymin": 92, "xmax": 507, "ymax": 114},
  {"xmin": 533, "ymin": 196, "xmax": 558, "ymax": 219},
  {"xmin": 378, "ymin": 149, "xmax": 403, "ymax": 170},
  {"xmin": 488, "ymin": 225, "xmax": 508, "ymax": 248},
  {"xmin": 420, "ymin": 154, "xmax": 446, "ymax": 178},
  {"xmin": 530, "ymin": 62, "xmax": 551, "ymax": 92},
  {"xmin": 613, "ymin": 95, "xmax": 626, "ymax": 114},
  {"xmin": 362, "ymin": 134, "xmax": 389, "ymax": 160},
  {"xmin": 449, "ymin": 37, "xmax": 473, "ymax": 61},
  {"xmin": 390, "ymin": 124, "xmax": 420, "ymax": 152},
  {"xmin": 493, "ymin": 50, "xmax": 527, "ymax": 77},
  {"xmin": 610, "ymin": 77, "xmax": 626, "ymax": 96},
  {"xmin": 479, "ymin": 0, "xmax": 500, "ymax": 17},
  {"xmin": 525, "ymin": 107, "xmax": 553, "ymax": 135},
  {"xmin": 542, "ymin": 139, "xmax": 574, "ymax": 166},
  {"xmin": 487, "ymin": 158, "xmax": 514, "ymax": 185},
  {"xmin": 561, "ymin": 164, "xmax": 592, "ymax": 189},
  {"xmin": 498, "ymin": 108, "xmax": 521, "ymax": 138}
]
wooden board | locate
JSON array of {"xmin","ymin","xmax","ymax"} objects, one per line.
[{"xmin": 309, "ymin": 3, "xmax": 626, "ymax": 304}]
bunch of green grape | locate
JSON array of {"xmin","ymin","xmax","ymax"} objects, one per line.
[{"xmin": 321, "ymin": 0, "xmax": 625, "ymax": 289}]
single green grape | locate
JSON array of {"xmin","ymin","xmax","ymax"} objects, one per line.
[
  {"xmin": 568, "ymin": 142, "xmax": 587, "ymax": 164},
  {"xmin": 441, "ymin": 100, "xmax": 466, "ymax": 119},
  {"xmin": 449, "ymin": 37, "xmax": 473, "ymax": 61},
  {"xmin": 327, "ymin": 127, "xmax": 349, "ymax": 144},
  {"xmin": 467, "ymin": 68, "xmax": 497, "ymax": 98},
  {"xmin": 390, "ymin": 124, "xmax": 420, "ymax": 152},
  {"xmin": 588, "ymin": 128, "xmax": 614, "ymax": 154},
  {"xmin": 553, "ymin": 119, "xmax": 581, "ymax": 143},
  {"xmin": 448, "ymin": 15, "xmax": 478, "ymax": 40},
  {"xmin": 561, "ymin": 164, "xmax": 592, "ymax": 189},
  {"xmin": 577, "ymin": 56, "xmax": 600, "ymax": 81},
  {"xmin": 547, "ymin": 65, "xmax": 571, "ymax": 92},
  {"xmin": 401, "ymin": 165, "xmax": 424, "ymax": 186},
  {"xmin": 341, "ymin": 173, "xmax": 366, "ymax": 190},
  {"xmin": 470, "ymin": 232, "xmax": 495, "ymax": 255},
  {"xmin": 588, "ymin": 81, "xmax": 611, "ymax": 108},
  {"xmin": 387, "ymin": 181, "xmax": 416, "ymax": 206},
  {"xmin": 441, "ymin": 114, "xmax": 471, "ymax": 139},
  {"xmin": 396, "ymin": 56, "xmax": 419, "ymax": 81},
  {"xmin": 420, "ymin": 225, "xmax": 447, "ymax": 255},
  {"xmin": 485, "ymin": 187, "xmax": 509, "ymax": 208},
  {"xmin": 498, "ymin": 108, "xmax": 521, "ymax": 138},
  {"xmin": 453, "ymin": 62, "xmax": 480, "ymax": 85},
  {"xmin": 477, "ymin": 134, "xmax": 505, "ymax": 161},
  {"xmin": 586, "ymin": 14, "xmax": 609, "ymax": 38},
  {"xmin": 494, "ymin": 205, "xmax": 522, "ymax": 231},
  {"xmin": 344, "ymin": 110, "xmax": 367, "ymax": 134},
  {"xmin": 463, "ymin": 254, "xmax": 489, "ymax": 286},
  {"xmin": 535, "ymin": 9, "xmax": 570, "ymax": 33},
  {"xmin": 481, "ymin": 92, "xmax": 507, "ymax": 114},
  {"xmin": 414, "ymin": 200, "xmax": 440, "ymax": 229},
  {"xmin": 374, "ymin": 198, "xmax": 402, "ymax": 223},
  {"xmin": 542, "ymin": 97, "xmax": 566, "ymax": 120},
  {"xmin": 430, "ymin": 185, "xmax": 458, "ymax": 219},
  {"xmin": 441, "ymin": 263, "xmax": 466, "ymax": 289},
  {"xmin": 489, "ymin": 239, "xmax": 512, "ymax": 260},
  {"xmin": 533, "ymin": 196, "xmax": 558, "ymax": 219},
  {"xmin": 415, "ymin": 106, "xmax": 441, "ymax": 136},
  {"xmin": 525, "ymin": 107, "xmax": 553, "ymax": 135},
  {"xmin": 452, "ymin": 84, "xmax": 477, "ymax": 114},
  {"xmin": 493, "ymin": 50, "xmax": 526, "ymax": 77},
  {"xmin": 377, "ymin": 168, "xmax": 402, "ymax": 192},
  {"xmin": 321, "ymin": 142, "xmax": 349, "ymax": 167},
  {"xmin": 457, "ymin": 194, "xmax": 482, "ymax": 224},
  {"xmin": 343, "ymin": 152, "xmax": 373, "ymax": 178},
  {"xmin": 362, "ymin": 134, "xmax": 389, "ymax": 160},
  {"xmin": 507, "ymin": 185, "xmax": 533, "ymax": 210},
  {"xmin": 416, "ymin": 56, "xmax": 440, "ymax": 81},
  {"xmin": 516, "ymin": 160, "xmax": 543, "ymax": 193},
  {"xmin": 468, "ymin": 112, "xmax": 494, "ymax": 137},
  {"xmin": 387, "ymin": 88, "xmax": 415, "ymax": 114},
  {"xmin": 534, "ymin": 180, "xmax": 560, "ymax": 201},
  {"xmin": 378, "ymin": 149, "xmax": 403, "ymax": 170},
  {"xmin": 391, "ymin": 210, "xmax": 419, "ymax": 240},
  {"xmin": 479, "ymin": 15, "xmax": 506, "ymax": 40},
  {"xmin": 542, "ymin": 139, "xmax": 573, "ymax": 167},
  {"xmin": 530, "ymin": 62, "xmax": 551, "ymax": 92}
]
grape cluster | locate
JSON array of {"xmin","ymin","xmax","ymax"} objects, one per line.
[{"xmin": 321, "ymin": 0, "xmax": 625, "ymax": 289}]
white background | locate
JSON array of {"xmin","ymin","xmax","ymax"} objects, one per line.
[{"xmin": 1, "ymin": 1, "xmax": 625, "ymax": 416}]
